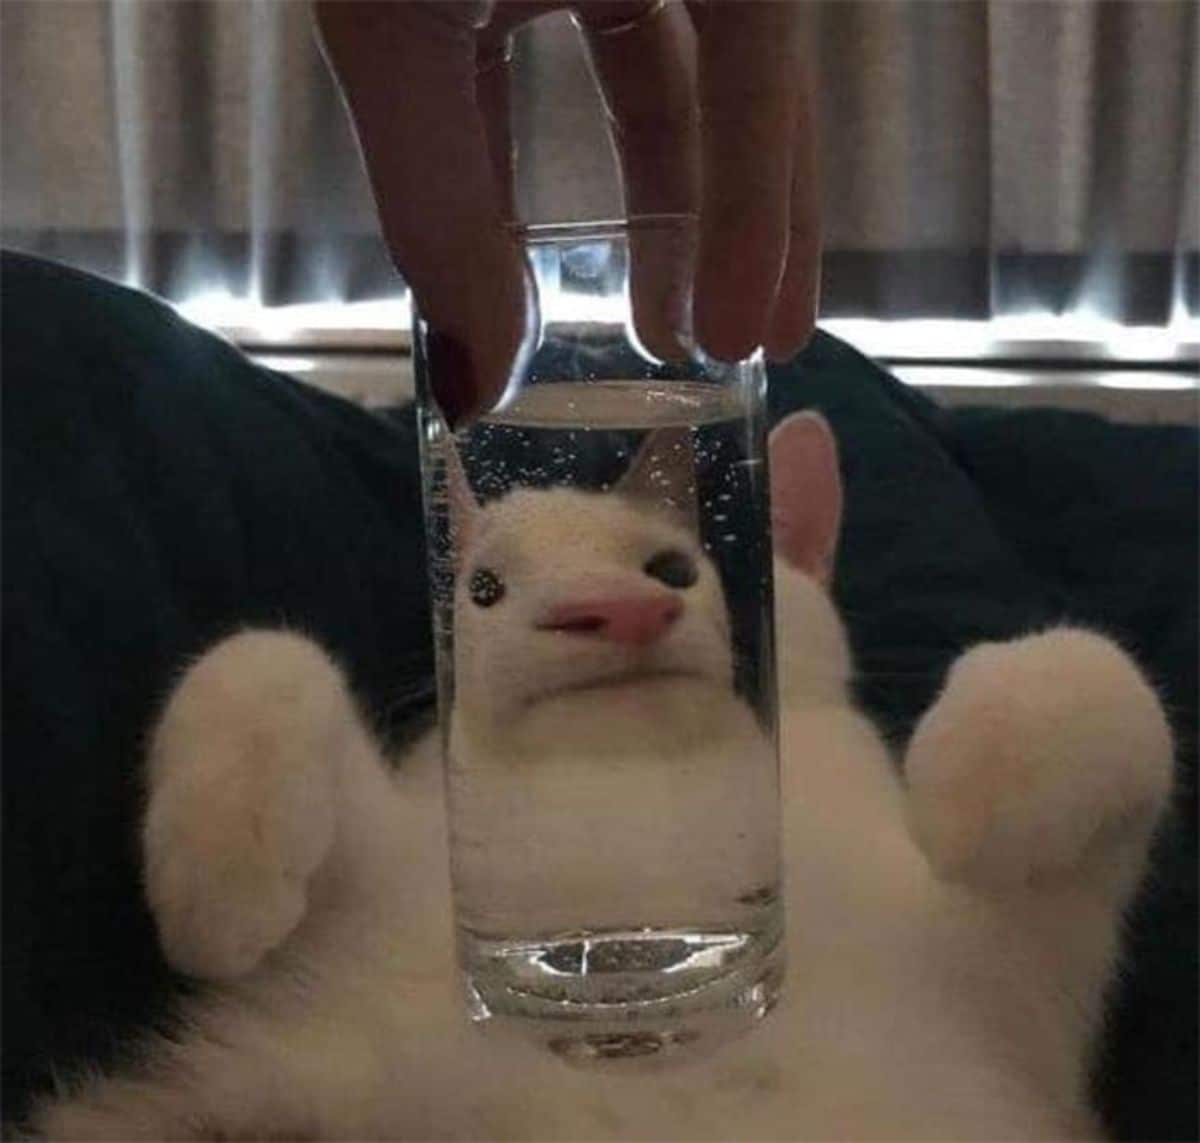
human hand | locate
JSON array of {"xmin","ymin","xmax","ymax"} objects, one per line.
[{"xmin": 316, "ymin": 0, "xmax": 820, "ymax": 427}]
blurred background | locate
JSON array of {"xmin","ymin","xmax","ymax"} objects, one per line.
[{"xmin": 2, "ymin": 0, "xmax": 1196, "ymax": 416}]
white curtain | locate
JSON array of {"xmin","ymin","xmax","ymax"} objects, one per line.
[{"xmin": 3, "ymin": 0, "xmax": 1196, "ymax": 323}]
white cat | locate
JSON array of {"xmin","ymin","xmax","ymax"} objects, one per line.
[{"xmin": 27, "ymin": 413, "xmax": 1172, "ymax": 1141}]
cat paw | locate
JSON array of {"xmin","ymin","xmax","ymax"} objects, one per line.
[
  {"xmin": 146, "ymin": 835, "xmax": 317, "ymax": 980},
  {"xmin": 904, "ymin": 628, "xmax": 1172, "ymax": 890},
  {"xmin": 143, "ymin": 632, "xmax": 351, "ymax": 979}
]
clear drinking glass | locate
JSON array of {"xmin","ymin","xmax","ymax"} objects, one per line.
[{"xmin": 415, "ymin": 219, "xmax": 783, "ymax": 1060}]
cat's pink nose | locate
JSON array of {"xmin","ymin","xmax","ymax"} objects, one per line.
[{"xmin": 541, "ymin": 595, "xmax": 683, "ymax": 647}]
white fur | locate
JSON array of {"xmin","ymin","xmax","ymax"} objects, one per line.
[{"xmin": 30, "ymin": 425, "xmax": 1173, "ymax": 1141}]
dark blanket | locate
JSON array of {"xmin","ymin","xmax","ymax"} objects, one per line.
[{"xmin": 3, "ymin": 250, "xmax": 1196, "ymax": 1138}]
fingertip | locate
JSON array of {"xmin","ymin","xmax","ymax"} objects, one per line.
[
  {"xmin": 693, "ymin": 321, "xmax": 760, "ymax": 365},
  {"xmin": 763, "ymin": 262, "xmax": 820, "ymax": 363},
  {"xmin": 425, "ymin": 330, "xmax": 479, "ymax": 431},
  {"xmin": 632, "ymin": 319, "xmax": 692, "ymax": 365},
  {"xmin": 692, "ymin": 275, "xmax": 766, "ymax": 362},
  {"xmin": 626, "ymin": 220, "xmax": 697, "ymax": 364},
  {"xmin": 423, "ymin": 238, "xmax": 530, "ymax": 430},
  {"xmin": 693, "ymin": 213, "xmax": 787, "ymax": 363},
  {"xmin": 763, "ymin": 318, "xmax": 816, "ymax": 364},
  {"xmin": 628, "ymin": 284, "xmax": 692, "ymax": 366}
]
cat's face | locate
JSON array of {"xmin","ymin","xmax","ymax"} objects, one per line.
[
  {"xmin": 447, "ymin": 411, "xmax": 846, "ymax": 730},
  {"xmin": 449, "ymin": 430, "xmax": 733, "ymax": 729}
]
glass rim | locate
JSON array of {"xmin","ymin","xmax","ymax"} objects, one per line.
[{"xmin": 506, "ymin": 213, "xmax": 697, "ymax": 246}]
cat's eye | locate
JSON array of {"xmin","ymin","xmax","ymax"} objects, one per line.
[
  {"xmin": 643, "ymin": 549, "xmax": 698, "ymax": 590},
  {"xmin": 469, "ymin": 567, "xmax": 505, "ymax": 608}
]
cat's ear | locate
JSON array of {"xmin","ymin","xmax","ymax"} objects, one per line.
[
  {"xmin": 616, "ymin": 426, "xmax": 698, "ymax": 533},
  {"xmin": 769, "ymin": 411, "xmax": 842, "ymax": 584},
  {"xmin": 444, "ymin": 443, "xmax": 480, "ymax": 558}
]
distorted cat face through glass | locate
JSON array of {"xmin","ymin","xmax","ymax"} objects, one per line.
[{"xmin": 447, "ymin": 428, "xmax": 733, "ymax": 730}]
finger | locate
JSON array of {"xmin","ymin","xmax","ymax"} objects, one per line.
[
  {"xmin": 478, "ymin": 3, "xmax": 578, "ymax": 221},
  {"xmin": 765, "ymin": 63, "xmax": 820, "ymax": 361},
  {"xmin": 693, "ymin": 1, "xmax": 803, "ymax": 361},
  {"xmin": 474, "ymin": 32, "xmax": 517, "ymax": 221},
  {"xmin": 315, "ymin": 1, "xmax": 526, "ymax": 426},
  {"xmin": 575, "ymin": 1, "xmax": 700, "ymax": 360}
]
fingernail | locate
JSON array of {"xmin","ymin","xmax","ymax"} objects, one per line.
[{"xmin": 425, "ymin": 329, "xmax": 478, "ymax": 431}]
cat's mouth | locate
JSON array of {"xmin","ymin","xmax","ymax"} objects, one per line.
[{"xmin": 531, "ymin": 667, "xmax": 707, "ymax": 706}]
